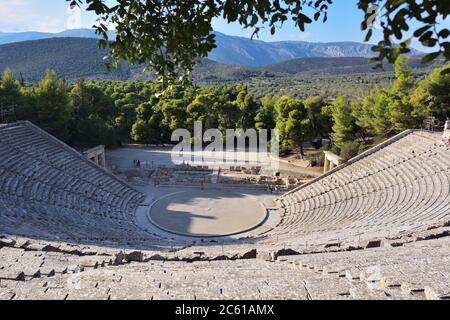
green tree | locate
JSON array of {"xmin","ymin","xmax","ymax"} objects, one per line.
[
  {"xmin": 33, "ymin": 70, "xmax": 72, "ymax": 141},
  {"xmin": 353, "ymin": 91, "xmax": 376, "ymax": 138},
  {"xmin": 411, "ymin": 64, "xmax": 450, "ymax": 123},
  {"xmin": 255, "ymin": 96, "xmax": 277, "ymax": 131},
  {"xmin": 371, "ymin": 88, "xmax": 392, "ymax": 136},
  {"xmin": 235, "ymin": 86, "xmax": 258, "ymax": 130},
  {"xmin": 217, "ymin": 101, "xmax": 241, "ymax": 134},
  {"xmin": 304, "ymin": 95, "xmax": 332, "ymax": 140},
  {"xmin": 352, "ymin": 56, "xmax": 426, "ymax": 137},
  {"xmin": 113, "ymin": 88, "xmax": 148, "ymax": 143},
  {"xmin": 186, "ymin": 94, "xmax": 217, "ymax": 130},
  {"xmin": 286, "ymin": 108, "xmax": 311, "ymax": 157},
  {"xmin": 158, "ymin": 99, "xmax": 187, "ymax": 131},
  {"xmin": 210, "ymin": 85, "xmax": 242, "ymax": 132},
  {"xmin": 275, "ymin": 96, "xmax": 311, "ymax": 156},
  {"xmin": 131, "ymin": 101, "xmax": 165, "ymax": 144},
  {"xmin": 387, "ymin": 55, "xmax": 418, "ymax": 132},
  {"xmin": 69, "ymin": 0, "xmax": 449, "ymax": 80},
  {"xmin": 69, "ymin": 80, "xmax": 117, "ymax": 147},
  {"xmin": 0, "ymin": 68, "xmax": 22, "ymax": 108},
  {"xmin": 331, "ymin": 95, "xmax": 359, "ymax": 149}
]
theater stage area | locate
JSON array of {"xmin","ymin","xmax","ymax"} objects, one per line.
[{"xmin": 148, "ymin": 190, "xmax": 268, "ymax": 237}]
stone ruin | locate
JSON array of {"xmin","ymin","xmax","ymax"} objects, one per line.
[{"xmin": 0, "ymin": 121, "xmax": 449, "ymax": 300}]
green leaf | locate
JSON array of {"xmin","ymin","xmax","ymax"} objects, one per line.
[
  {"xmin": 314, "ymin": 12, "xmax": 320, "ymax": 21},
  {"xmin": 413, "ymin": 25, "xmax": 431, "ymax": 37},
  {"xmin": 438, "ymin": 29, "xmax": 450, "ymax": 39},
  {"xmin": 365, "ymin": 29, "xmax": 373, "ymax": 42},
  {"xmin": 421, "ymin": 51, "xmax": 441, "ymax": 64}
]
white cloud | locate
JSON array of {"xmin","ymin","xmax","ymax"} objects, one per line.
[
  {"xmin": 0, "ymin": 0, "xmax": 33, "ymax": 31},
  {"xmin": 0, "ymin": 0, "xmax": 97, "ymax": 32}
]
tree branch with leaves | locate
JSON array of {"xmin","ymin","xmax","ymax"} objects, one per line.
[{"xmin": 68, "ymin": 0, "xmax": 450, "ymax": 81}]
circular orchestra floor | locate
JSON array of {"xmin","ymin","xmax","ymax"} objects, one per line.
[{"xmin": 148, "ymin": 190, "xmax": 268, "ymax": 237}]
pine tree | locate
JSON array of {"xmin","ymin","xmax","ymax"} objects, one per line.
[
  {"xmin": 304, "ymin": 95, "xmax": 331, "ymax": 140},
  {"xmin": 235, "ymin": 86, "xmax": 258, "ymax": 130},
  {"xmin": 70, "ymin": 80, "xmax": 116, "ymax": 147},
  {"xmin": 255, "ymin": 96, "xmax": 276, "ymax": 131},
  {"xmin": 0, "ymin": 68, "xmax": 22, "ymax": 108},
  {"xmin": 331, "ymin": 95, "xmax": 358, "ymax": 149},
  {"xmin": 33, "ymin": 70, "xmax": 72, "ymax": 141},
  {"xmin": 285, "ymin": 108, "xmax": 311, "ymax": 156},
  {"xmin": 186, "ymin": 94, "xmax": 217, "ymax": 130},
  {"xmin": 353, "ymin": 90, "xmax": 376, "ymax": 138},
  {"xmin": 275, "ymin": 96, "xmax": 312, "ymax": 156},
  {"xmin": 411, "ymin": 64, "xmax": 450, "ymax": 123},
  {"xmin": 388, "ymin": 55, "xmax": 417, "ymax": 132},
  {"xmin": 372, "ymin": 88, "xmax": 392, "ymax": 136},
  {"xmin": 131, "ymin": 101, "xmax": 163, "ymax": 144}
]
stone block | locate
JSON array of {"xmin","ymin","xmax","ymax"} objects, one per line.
[
  {"xmin": 366, "ymin": 240, "xmax": 382, "ymax": 248},
  {"xmin": 113, "ymin": 252, "xmax": 125, "ymax": 266},
  {"xmin": 0, "ymin": 238, "xmax": 16, "ymax": 249},
  {"xmin": 125, "ymin": 251, "xmax": 144, "ymax": 263}
]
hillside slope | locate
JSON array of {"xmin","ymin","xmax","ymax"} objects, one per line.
[
  {"xmin": 259, "ymin": 56, "xmax": 443, "ymax": 75},
  {"xmin": 0, "ymin": 28, "xmax": 422, "ymax": 66},
  {"xmin": 0, "ymin": 38, "xmax": 437, "ymax": 84},
  {"xmin": 0, "ymin": 29, "xmax": 115, "ymax": 45},
  {"xmin": 0, "ymin": 38, "xmax": 129, "ymax": 82},
  {"xmin": 210, "ymin": 32, "xmax": 390, "ymax": 66}
]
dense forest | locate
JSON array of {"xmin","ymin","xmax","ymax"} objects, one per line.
[
  {"xmin": 0, "ymin": 56, "xmax": 448, "ymax": 164},
  {"xmin": 0, "ymin": 37, "xmax": 444, "ymax": 101},
  {"xmin": 245, "ymin": 67, "xmax": 437, "ymax": 101}
]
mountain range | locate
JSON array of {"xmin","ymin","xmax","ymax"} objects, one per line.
[
  {"xmin": 0, "ymin": 28, "xmax": 422, "ymax": 67},
  {"xmin": 0, "ymin": 37, "xmax": 439, "ymax": 84},
  {"xmin": 0, "ymin": 29, "xmax": 116, "ymax": 46}
]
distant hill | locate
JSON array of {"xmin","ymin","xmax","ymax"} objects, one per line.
[
  {"xmin": 0, "ymin": 28, "xmax": 422, "ymax": 67},
  {"xmin": 0, "ymin": 38, "xmax": 438, "ymax": 84},
  {"xmin": 258, "ymin": 56, "xmax": 443, "ymax": 75},
  {"xmin": 0, "ymin": 29, "xmax": 115, "ymax": 45},
  {"xmin": 0, "ymin": 38, "xmax": 129, "ymax": 82},
  {"xmin": 209, "ymin": 32, "xmax": 420, "ymax": 66},
  {"xmin": 0, "ymin": 31, "xmax": 52, "ymax": 44}
]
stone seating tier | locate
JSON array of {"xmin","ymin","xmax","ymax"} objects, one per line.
[{"xmin": 1, "ymin": 123, "xmax": 449, "ymax": 258}]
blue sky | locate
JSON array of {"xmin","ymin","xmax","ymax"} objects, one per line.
[
  {"xmin": 1, "ymin": 0, "xmax": 448, "ymax": 51},
  {"xmin": 213, "ymin": 1, "xmax": 373, "ymax": 43}
]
